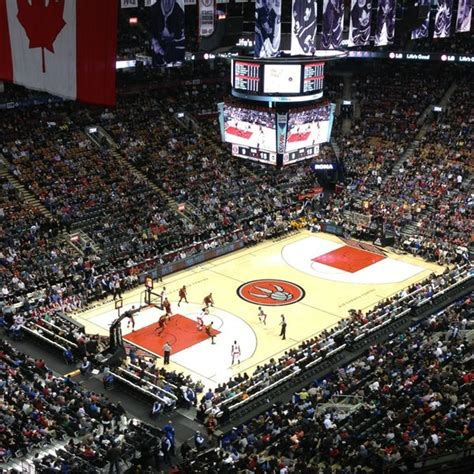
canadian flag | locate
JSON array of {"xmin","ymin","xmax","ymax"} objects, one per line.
[{"xmin": 0, "ymin": 0, "xmax": 117, "ymax": 106}]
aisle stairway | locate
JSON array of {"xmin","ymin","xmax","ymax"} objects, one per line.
[
  {"xmin": 380, "ymin": 81, "xmax": 461, "ymax": 238},
  {"xmin": 0, "ymin": 154, "xmax": 53, "ymax": 218},
  {"xmin": 85, "ymin": 126, "xmax": 194, "ymax": 226},
  {"xmin": 341, "ymin": 73, "xmax": 353, "ymax": 136}
]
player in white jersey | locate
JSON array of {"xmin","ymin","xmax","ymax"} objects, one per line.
[
  {"xmin": 196, "ymin": 307, "xmax": 208, "ymax": 331},
  {"xmin": 231, "ymin": 340, "xmax": 241, "ymax": 365},
  {"xmin": 160, "ymin": 287, "xmax": 167, "ymax": 309},
  {"xmin": 258, "ymin": 306, "xmax": 267, "ymax": 325}
]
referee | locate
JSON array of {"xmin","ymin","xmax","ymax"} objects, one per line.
[
  {"xmin": 279, "ymin": 314, "xmax": 287, "ymax": 340},
  {"xmin": 163, "ymin": 341, "xmax": 171, "ymax": 365}
]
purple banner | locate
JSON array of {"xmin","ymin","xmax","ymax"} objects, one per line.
[
  {"xmin": 348, "ymin": 0, "xmax": 372, "ymax": 47},
  {"xmin": 255, "ymin": 0, "xmax": 282, "ymax": 57},
  {"xmin": 434, "ymin": 0, "xmax": 453, "ymax": 37},
  {"xmin": 456, "ymin": 0, "xmax": 472, "ymax": 32},
  {"xmin": 291, "ymin": 0, "xmax": 318, "ymax": 55},
  {"xmin": 321, "ymin": 0, "xmax": 344, "ymax": 49},
  {"xmin": 374, "ymin": 0, "xmax": 396, "ymax": 46},
  {"xmin": 411, "ymin": 0, "xmax": 431, "ymax": 40},
  {"xmin": 150, "ymin": 0, "xmax": 185, "ymax": 66}
]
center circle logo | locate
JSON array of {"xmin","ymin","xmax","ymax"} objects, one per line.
[{"xmin": 237, "ymin": 279, "xmax": 305, "ymax": 306}]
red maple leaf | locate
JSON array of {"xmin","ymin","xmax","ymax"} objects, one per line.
[{"xmin": 17, "ymin": 0, "xmax": 66, "ymax": 73}]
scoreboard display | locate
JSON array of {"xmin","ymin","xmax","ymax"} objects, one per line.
[
  {"xmin": 231, "ymin": 58, "xmax": 325, "ymax": 103},
  {"xmin": 225, "ymin": 54, "xmax": 346, "ymax": 167},
  {"xmin": 303, "ymin": 63, "xmax": 324, "ymax": 93},
  {"xmin": 233, "ymin": 61, "xmax": 262, "ymax": 93},
  {"xmin": 283, "ymin": 145, "xmax": 320, "ymax": 165},
  {"xmin": 231, "ymin": 144, "xmax": 277, "ymax": 165}
]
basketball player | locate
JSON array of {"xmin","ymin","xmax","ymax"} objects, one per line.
[
  {"xmin": 205, "ymin": 321, "xmax": 216, "ymax": 344},
  {"xmin": 258, "ymin": 306, "xmax": 267, "ymax": 325},
  {"xmin": 178, "ymin": 285, "xmax": 188, "ymax": 306},
  {"xmin": 160, "ymin": 287, "xmax": 167, "ymax": 309},
  {"xmin": 156, "ymin": 314, "xmax": 169, "ymax": 336},
  {"xmin": 126, "ymin": 306, "xmax": 136, "ymax": 331},
  {"xmin": 196, "ymin": 307, "xmax": 208, "ymax": 331},
  {"xmin": 163, "ymin": 298, "xmax": 172, "ymax": 316},
  {"xmin": 203, "ymin": 293, "xmax": 214, "ymax": 309},
  {"xmin": 231, "ymin": 340, "xmax": 241, "ymax": 365}
]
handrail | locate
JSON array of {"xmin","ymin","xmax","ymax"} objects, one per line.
[
  {"xmin": 29, "ymin": 322, "xmax": 79, "ymax": 349},
  {"xmin": 21, "ymin": 325, "xmax": 68, "ymax": 352},
  {"xmin": 112, "ymin": 371, "xmax": 172, "ymax": 405},
  {"xmin": 115, "ymin": 366, "xmax": 178, "ymax": 401},
  {"xmin": 128, "ymin": 362, "xmax": 178, "ymax": 391}
]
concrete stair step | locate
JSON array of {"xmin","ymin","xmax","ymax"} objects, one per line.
[{"xmin": 85, "ymin": 126, "xmax": 193, "ymax": 226}]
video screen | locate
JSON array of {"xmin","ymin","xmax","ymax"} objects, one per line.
[
  {"xmin": 263, "ymin": 64, "xmax": 302, "ymax": 94},
  {"xmin": 223, "ymin": 103, "xmax": 276, "ymax": 153},
  {"xmin": 286, "ymin": 103, "xmax": 333, "ymax": 153}
]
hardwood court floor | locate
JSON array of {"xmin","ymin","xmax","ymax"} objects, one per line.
[{"xmin": 73, "ymin": 231, "xmax": 441, "ymax": 389}]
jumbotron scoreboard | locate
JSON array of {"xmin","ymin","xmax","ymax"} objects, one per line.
[
  {"xmin": 232, "ymin": 59, "xmax": 324, "ymax": 102},
  {"xmin": 220, "ymin": 52, "xmax": 346, "ymax": 167}
]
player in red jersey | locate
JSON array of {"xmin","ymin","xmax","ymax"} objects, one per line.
[
  {"xmin": 178, "ymin": 285, "xmax": 188, "ymax": 306},
  {"xmin": 155, "ymin": 314, "xmax": 169, "ymax": 336},
  {"xmin": 205, "ymin": 321, "xmax": 216, "ymax": 344},
  {"xmin": 163, "ymin": 297, "xmax": 172, "ymax": 316},
  {"xmin": 203, "ymin": 293, "xmax": 214, "ymax": 309}
]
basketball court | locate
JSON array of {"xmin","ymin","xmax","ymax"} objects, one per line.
[{"xmin": 73, "ymin": 231, "xmax": 441, "ymax": 389}]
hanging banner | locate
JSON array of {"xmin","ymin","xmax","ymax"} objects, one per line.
[
  {"xmin": 321, "ymin": 0, "xmax": 344, "ymax": 49},
  {"xmin": 255, "ymin": 0, "xmax": 282, "ymax": 57},
  {"xmin": 276, "ymin": 113, "xmax": 288, "ymax": 153},
  {"xmin": 291, "ymin": 0, "xmax": 318, "ymax": 55},
  {"xmin": 121, "ymin": 0, "xmax": 138, "ymax": 7},
  {"xmin": 348, "ymin": 0, "xmax": 372, "ymax": 47},
  {"xmin": 456, "ymin": 0, "xmax": 472, "ymax": 32},
  {"xmin": 411, "ymin": 0, "xmax": 431, "ymax": 39},
  {"xmin": 434, "ymin": 0, "xmax": 453, "ymax": 37},
  {"xmin": 150, "ymin": 0, "xmax": 185, "ymax": 66},
  {"xmin": 374, "ymin": 0, "xmax": 397, "ymax": 46},
  {"xmin": 199, "ymin": 0, "xmax": 215, "ymax": 36}
]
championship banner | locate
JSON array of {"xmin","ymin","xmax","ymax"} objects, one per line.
[
  {"xmin": 255, "ymin": 0, "xmax": 282, "ymax": 57},
  {"xmin": 291, "ymin": 0, "xmax": 318, "ymax": 55},
  {"xmin": 276, "ymin": 112, "xmax": 288, "ymax": 153},
  {"xmin": 411, "ymin": 0, "xmax": 431, "ymax": 39},
  {"xmin": 374, "ymin": 0, "xmax": 396, "ymax": 46},
  {"xmin": 434, "ymin": 0, "xmax": 453, "ymax": 37},
  {"xmin": 150, "ymin": 0, "xmax": 185, "ymax": 66},
  {"xmin": 121, "ymin": 0, "xmax": 138, "ymax": 7},
  {"xmin": 348, "ymin": 0, "xmax": 372, "ymax": 47},
  {"xmin": 199, "ymin": 0, "xmax": 215, "ymax": 37},
  {"xmin": 456, "ymin": 0, "xmax": 472, "ymax": 32},
  {"xmin": 145, "ymin": 0, "xmax": 157, "ymax": 6},
  {"xmin": 321, "ymin": 0, "xmax": 344, "ymax": 50},
  {"xmin": 184, "ymin": 0, "xmax": 197, "ymax": 4}
]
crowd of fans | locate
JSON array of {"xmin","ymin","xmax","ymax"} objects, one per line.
[
  {"xmin": 0, "ymin": 338, "xmax": 178, "ymax": 472},
  {"xmin": 110, "ymin": 349, "xmax": 204, "ymax": 415},
  {"xmin": 0, "ymin": 57, "xmax": 472, "ymax": 471},
  {"xmin": 196, "ymin": 264, "xmax": 471, "ymax": 420},
  {"xmin": 186, "ymin": 297, "xmax": 472, "ymax": 472}
]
